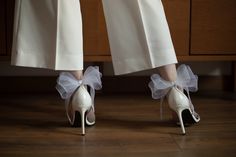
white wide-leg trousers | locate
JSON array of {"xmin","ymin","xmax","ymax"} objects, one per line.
[
  {"xmin": 11, "ymin": 0, "xmax": 177, "ymax": 75},
  {"xmin": 11, "ymin": 0, "xmax": 83, "ymax": 70}
]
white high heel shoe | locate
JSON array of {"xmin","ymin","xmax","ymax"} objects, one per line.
[
  {"xmin": 56, "ymin": 66, "xmax": 102, "ymax": 135},
  {"xmin": 71, "ymin": 85, "xmax": 93, "ymax": 135},
  {"xmin": 167, "ymin": 86, "xmax": 200, "ymax": 134},
  {"xmin": 149, "ymin": 64, "xmax": 200, "ymax": 135}
]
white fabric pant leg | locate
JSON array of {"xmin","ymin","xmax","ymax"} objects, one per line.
[
  {"xmin": 102, "ymin": 0, "xmax": 178, "ymax": 75},
  {"xmin": 11, "ymin": 0, "xmax": 83, "ymax": 70}
]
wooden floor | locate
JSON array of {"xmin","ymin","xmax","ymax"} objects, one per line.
[{"xmin": 0, "ymin": 92, "xmax": 236, "ymax": 157}]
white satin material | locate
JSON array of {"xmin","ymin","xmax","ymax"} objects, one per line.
[
  {"xmin": 102, "ymin": 0, "xmax": 178, "ymax": 75},
  {"xmin": 148, "ymin": 64, "xmax": 198, "ymax": 119},
  {"xmin": 11, "ymin": 0, "xmax": 83, "ymax": 70},
  {"xmin": 56, "ymin": 66, "xmax": 102, "ymax": 105}
]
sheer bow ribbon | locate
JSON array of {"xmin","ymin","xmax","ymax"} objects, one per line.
[
  {"xmin": 148, "ymin": 64, "xmax": 198, "ymax": 119},
  {"xmin": 56, "ymin": 66, "xmax": 102, "ymax": 106}
]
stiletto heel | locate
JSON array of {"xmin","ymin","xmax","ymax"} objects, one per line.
[
  {"xmin": 56, "ymin": 66, "xmax": 102, "ymax": 135},
  {"xmin": 167, "ymin": 86, "xmax": 188, "ymax": 134},
  {"xmin": 149, "ymin": 64, "xmax": 200, "ymax": 134},
  {"xmin": 71, "ymin": 85, "xmax": 93, "ymax": 134},
  {"xmin": 167, "ymin": 86, "xmax": 192, "ymax": 134},
  {"xmin": 80, "ymin": 109, "xmax": 86, "ymax": 135},
  {"xmin": 177, "ymin": 110, "xmax": 185, "ymax": 135}
]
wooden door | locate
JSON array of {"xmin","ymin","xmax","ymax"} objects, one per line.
[{"xmin": 191, "ymin": 0, "xmax": 236, "ymax": 55}]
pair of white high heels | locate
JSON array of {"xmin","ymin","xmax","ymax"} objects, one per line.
[{"xmin": 56, "ymin": 65, "xmax": 200, "ymax": 135}]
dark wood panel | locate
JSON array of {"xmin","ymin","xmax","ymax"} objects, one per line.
[
  {"xmin": 191, "ymin": 0, "xmax": 236, "ymax": 55},
  {"xmin": 0, "ymin": 75, "xmax": 233, "ymax": 93},
  {"xmin": 80, "ymin": 0, "xmax": 100, "ymax": 55},
  {"xmin": 97, "ymin": 0, "xmax": 110, "ymax": 55},
  {"xmin": 6, "ymin": 0, "xmax": 15, "ymax": 55},
  {"xmin": 80, "ymin": 0, "xmax": 110, "ymax": 56},
  {"xmin": 163, "ymin": 0, "xmax": 190, "ymax": 56},
  {"xmin": 0, "ymin": 0, "xmax": 6, "ymax": 55}
]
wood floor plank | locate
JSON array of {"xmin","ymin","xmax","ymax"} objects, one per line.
[{"xmin": 0, "ymin": 92, "xmax": 235, "ymax": 157}]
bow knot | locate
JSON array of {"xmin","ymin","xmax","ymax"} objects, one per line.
[
  {"xmin": 149, "ymin": 64, "xmax": 198, "ymax": 100},
  {"xmin": 56, "ymin": 66, "xmax": 102, "ymax": 104}
]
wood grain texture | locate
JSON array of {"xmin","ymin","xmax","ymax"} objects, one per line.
[
  {"xmin": 80, "ymin": 0, "xmax": 110, "ymax": 56},
  {"xmin": 162, "ymin": 0, "xmax": 190, "ymax": 56},
  {"xmin": 97, "ymin": 0, "xmax": 110, "ymax": 55},
  {"xmin": 80, "ymin": 0, "xmax": 99, "ymax": 55},
  {"xmin": 0, "ymin": 92, "xmax": 235, "ymax": 157},
  {"xmin": 191, "ymin": 0, "xmax": 236, "ymax": 55}
]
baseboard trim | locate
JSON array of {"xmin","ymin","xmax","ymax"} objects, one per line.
[
  {"xmin": 102, "ymin": 75, "xmax": 233, "ymax": 93},
  {"xmin": 0, "ymin": 75, "xmax": 234, "ymax": 93}
]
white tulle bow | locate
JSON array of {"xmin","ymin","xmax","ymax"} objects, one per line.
[
  {"xmin": 149, "ymin": 64, "xmax": 198, "ymax": 99},
  {"xmin": 56, "ymin": 66, "xmax": 102, "ymax": 104},
  {"xmin": 148, "ymin": 64, "xmax": 198, "ymax": 119}
]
